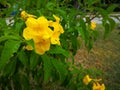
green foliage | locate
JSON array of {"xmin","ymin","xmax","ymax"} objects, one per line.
[
  {"xmin": 0, "ymin": 0, "xmax": 118, "ymax": 89},
  {"xmin": 0, "ymin": 40, "xmax": 21, "ymax": 71}
]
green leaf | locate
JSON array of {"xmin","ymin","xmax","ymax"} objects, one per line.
[
  {"xmin": 78, "ymin": 19, "xmax": 89, "ymax": 42},
  {"xmin": 48, "ymin": 46, "xmax": 69, "ymax": 57},
  {"xmin": 36, "ymin": 0, "xmax": 42, "ymax": 8},
  {"xmin": 87, "ymin": 39, "xmax": 93, "ymax": 51},
  {"xmin": 41, "ymin": 54, "xmax": 53, "ymax": 83},
  {"xmin": 79, "ymin": 19, "xmax": 89, "ymax": 42},
  {"xmin": 104, "ymin": 23, "xmax": 110, "ymax": 38},
  {"xmin": 108, "ymin": 18, "xmax": 116, "ymax": 31},
  {"xmin": 96, "ymin": 8, "xmax": 108, "ymax": 19},
  {"xmin": 80, "ymin": 18, "xmax": 86, "ymax": 31},
  {"xmin": 30, "ymin": 51, "xmax": 40, "ymax": 70},
  {"xmin": 18, "ymin": 50, "xmax": 28, "ymax": 66},
  {"xmin": 92, "ymin": 30, "xmax": 99, "ymax": 41},
  {"xmin": 54, "ymin": 8, "xmax": 67, "ymax": 21},
  {"xmin": 78, "ymin": 27, "xmax": 85, "ymax": 40},
  {"xmin": 14, "ymin": 20, "xmax": 24, "ymax": 34},
  {"xmin": 51, "ymin": 58, "xmax": 68, "ymax": 83},
  {"xmin": 26, "ymin": 39, "xmax": 34, "ymax": 49},
  {"xmin": 46, "ymin": 2, "xmax": 54, "ymax": 10},
  {"xmin": 3, "ymin": 58, "xmax": 17, "ymax": 76},
  {"xmin": 0, "ymin": 45, "xmax": 3, "ymax": 54},
  {"xmin": 0, "ymin": 40, "xmax": 21, "ymax": 70},
  {"xmin": 70, "ymin": 34, "xmax": 78, "ymax": 55},
  {"xmin": 0, "ymin": 35, "xmax": 21, "ymax": 42},
  {"xmin": 20, "ymin": 74, "xmax": 31, "ymax": 90},
  {"xmin": 107, "ymin": 4, "xmax": 117, "ymax": 14},
  {"xmin": 86, "ymin": 0, "xmax": 99, "ymax": 6}
]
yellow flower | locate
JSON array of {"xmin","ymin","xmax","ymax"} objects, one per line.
[
  {"xmin": 25, "ymin": 45, "xmax": 33, "ymax": 50},
  {"xmin": 22, "ymin": 11, "xmax": 64, "ymax": 55},
  {"xmin": 35, "ymin": 39, "xmax": 51, "ymax": 55},
  {"xmin": 21, "ymin": 11, "xmax": 36, "ymax": 20},
  {"xmin": 93, "ymin": 82, "xmax": 105, "ymax": 90},
  {"xmin": 83, "ymin": 75, "xmax": 92, "ymax": 85},
  {"xmin": 23, "ymin": 16, "xmax": 53, "ymax": 54},
  {"xmin": 51, "ymin": 32, "xmax": 61, "ymax": 45},
  {"xmin": 49, "ymin": 15, "xmax": 64, "ymax": 45},
  {"xmin": 90, "ymin": 22, "xmax": 96, "ymax": 30}
]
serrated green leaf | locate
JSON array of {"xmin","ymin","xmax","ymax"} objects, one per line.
[
  {"xmin": 41, "ymin": 54, "xmax": 53, "ymax": 83},
  {"xmin": 30, "ymin": 51, "xmax": 40, "ymax": 70},
  {"xmin": 51, "ymin": 58, "xmax": 68, "ymax": 83},
  {"xmin": 49, "ymin": 46, "xmax": 69, "ymax": 57},
  {"xmin": 18, "ymin": 50, "xmax": 28, "ymax": 66},
  {"xmin": 0, "ymin": 40, "xmax": 21, "ymax": 70}
]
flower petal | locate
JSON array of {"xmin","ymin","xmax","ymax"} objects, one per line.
[{"xmin": 83, "ymin": 75, "xmax": 92, "ymax": 85}]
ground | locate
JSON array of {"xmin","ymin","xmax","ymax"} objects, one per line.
[{"xmin": 75, "ymin": 25, "xmax": 120, "ymax": 90}]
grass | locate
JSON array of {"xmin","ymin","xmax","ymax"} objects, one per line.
[{"xmin": 75, "ymin": 24, "xmax": 120, "ymax": 90}]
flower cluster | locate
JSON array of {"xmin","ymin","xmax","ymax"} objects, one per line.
[
  {"xmin": 83, "ymin": 75, "xmax": 105, "ymax": 90},
  {"xmin": 21, "ymin": 11, "xmax": 64, "ymax": 55},
  {"xmin": 90, "ymin": 21, "xmax": 96, "ymax": 30}
]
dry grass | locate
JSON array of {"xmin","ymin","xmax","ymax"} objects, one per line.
[{"xmin": 74, "ymin": 25, "xmax": 120, "ymax": 90}]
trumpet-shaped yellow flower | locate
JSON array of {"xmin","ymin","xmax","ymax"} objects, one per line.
[
  {"xmin": 23, "ymin": 17, "xmax": 53, "ymax": 54},
  {"xmin": 93, "ymin": 82, "xmax": 105, "ymax": 90},
  {"xmin": 21, "ymin": 11, "xmax": 64, "ymax": 55},
  {"xmin": 83, "ymin": 75, "xmax": 92, "ymax": 85},
  {"xmin": 49, "ymin": 15, "xmax": 64, "ymax": 45},
  {"xmin": 90, "ymin": 22, "xmax": 96, "ymax": 30},
  {"xmin": 35, "ymin": 39, "xmax": 51, "ymax": 55}
]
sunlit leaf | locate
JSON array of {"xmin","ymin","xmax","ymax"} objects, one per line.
[
  {"xmin": 0, "ymin": 40, "xmax": 21, "ymax": 70},
  {"xmin": 49, "ymin": 46, "xmax": 69, "ymax": 57}
]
